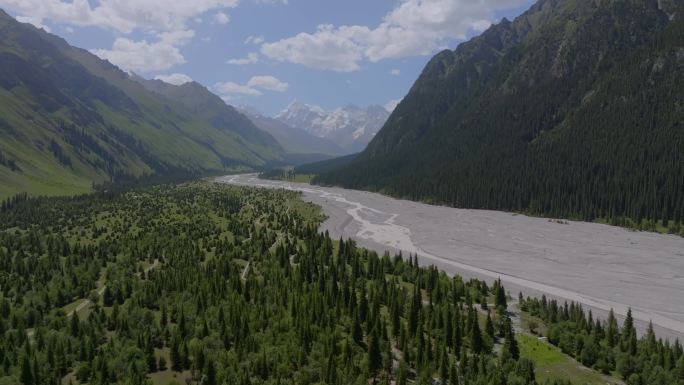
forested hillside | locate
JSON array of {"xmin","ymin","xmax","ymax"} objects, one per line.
[
  {"xmin": 316, "ymin": 0, "xmax": 684, "ymax": 234},
  {"xmin": 0, "ymin": 10, "xmax": 285, "ymax": 200},
  {"xmin": 0, "ymin": 182, "xmax": 566, "ymax": 385}
]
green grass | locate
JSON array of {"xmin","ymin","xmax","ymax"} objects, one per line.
[
  {"xmin": 518, "ymin": 334, "xmax": 622, "ymax": 385},
  {"xmin": 262, "ymin": 172, "xmax": 316, "ymax": 184},
  {"xmin": 285, "ymin": 193, "xmax": 325, "ymax": 222},
  {"xmin": 593, "ymin": 216, "xmax": 680, "ymax": 236},
  {"xmin": 148, "ymin": 369, "xmax": 192, "ymax": 385},
  {"xmin": 147, "ymin": 347, "xmax": 191, "ymax": 385},
  {"xmin": 288, "ymin": 174, "xmax": 315, "ymax": 183},
  {"xmin": 520, "ymin": 310, "xmax": 548, "ymax": 336}
]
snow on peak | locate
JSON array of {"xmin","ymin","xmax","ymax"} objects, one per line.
[{"xmin": 275, "ymin": 101, "xmax": 390, "ymax": 150}]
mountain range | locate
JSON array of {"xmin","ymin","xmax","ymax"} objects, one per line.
[
  {"xmin": 235, "ymin": 105, "xmax": 346, "ymax": 159},
  {"xmin": 275, "ymin": 101, "xmax": 390, "ymax": 153},
  {"xmin": 315, "ymin": 0, "xmax": 684, "ymax": 229},
  {"xmin": 0, "ymin": 9, "xmax": 290, "ymax": 199}
]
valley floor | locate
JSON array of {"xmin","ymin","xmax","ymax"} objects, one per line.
[{"xmin": 218, "ymin": 174, "xmax": 684, "ymax": 341}]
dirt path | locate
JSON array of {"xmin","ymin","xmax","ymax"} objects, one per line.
[{"xmin": 241, "ymin": 260, "xmax": 250, "ymax": 280}]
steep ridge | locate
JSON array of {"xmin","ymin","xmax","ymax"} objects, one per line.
[
  {"xmin": 317, "ymin": 0, "xmax": 684, "ymax": 231},
  {"xmin": 0, "ymin": 10, "xmax": 284, "ymax": 199}
]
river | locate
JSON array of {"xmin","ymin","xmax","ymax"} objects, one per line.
[{"xmin": 217, "ymin": 174, "xmax": 684, "ymax": 340}]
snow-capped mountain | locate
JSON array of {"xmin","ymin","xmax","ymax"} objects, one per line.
[
  {"xmin": 275, "ymin": 101, "xmax": 390, "ymax": 152},
  {"xmin": 236, "ymin": 105, "xmax": 345, "ymax": 158}
]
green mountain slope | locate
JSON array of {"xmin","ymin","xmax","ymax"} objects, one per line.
[
  {"xmin": 317, "ymin": 0, "xmax": 684, "ymax": 232},
  {"xmin": 137, "ymin": 78, "xmax": 285, "ymax": 160},
  {"xmin": 0, "ymin": 9, "xmax": 285, "ymax": 199}
]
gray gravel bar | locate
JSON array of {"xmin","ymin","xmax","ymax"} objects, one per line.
[{"xmin": 217, "ymin": 174, "xmax": 684, "ymax": 340}]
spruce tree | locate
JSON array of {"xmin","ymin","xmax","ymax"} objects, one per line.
[
  {"xmin": 20, "ymin": 354, "xmax": 33, "ymax": 385},
  {"xmin": 367, "ymin": 331, "xmax": 381, "ymax": 382},
  {"xmin": 470, "ymin": 316, "xmax": 483, "ymax": 354}
]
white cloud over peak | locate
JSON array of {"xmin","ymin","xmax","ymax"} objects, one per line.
[
  {"xmin": 215, "ymin": 82, "xmax": 262, "ymax": 96},
  {"xmin": 214, "ymin": 75, "xmax": 289, "ymax": 97},
  {"xmin": 260, "ymin": 0, "xmax": 528, "ymax": 71},
  {"xmin": 92, "ymin": 30, "xmax": 195, "ymax": 73},
  {"xmin": 390, "ymin": 69, "xmax": 400, "ymax": 75},
  {"xmin": 155, "ymin": 73, "xmax": 193, "ymax": 85},
  {"xmin": 15, "ymin": 15, "xmax": 51, "ymax": 31},
  {"xmin": 1, "ymin": 0, "xmax": 240, "ymax": 74},
  {"xmin": 0, "ymin": 0, "xmax": 238, "ymax": 33},
  {"xmin": 227, "ymin": 52, "xmax": 259, "ymax": 65}
]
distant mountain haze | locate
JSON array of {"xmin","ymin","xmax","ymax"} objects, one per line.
[{"xmin": 235, "ymin": 106, "xmax": 346, "ymax": 159}]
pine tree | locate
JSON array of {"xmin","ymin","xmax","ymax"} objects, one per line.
[
  {"xmin": 70, "ymin": 313, "xmax": 79, "ymax": 337},
  {"xmin": 607, "ymin": 309, "xmax": 618, "ymax": 348},
  {"xmin": 146, "ymin": 341, "xmax": 157, "ymax": 372},
  {"xmin": 170, "ymin": 336, "xmax": 182, "ymax": 371},
  {"xmin": 485, "ymin": 311, "xmax": 495, "ymax": 341},
  {"xmin": 408, "ymin": 286, "xmax": 421, "ymax": 336},
  {"xmin": 449, "ymin": 362, "xmax": 459, "ymax": 385},
  {"xmin": 439, "ymin": 349, "xmax": 449, "ymax": 381},
  {"xmin": 352, "ymin": 310, "xmax": 363, "ymax": 344},
  {"xmin": 103, "ymin": 286, "xmax": 113, "ymax": 307},
  {"xmin": 20, "ymin": 354, "xmax": 33, "ymax": 385},
  {"xmin": 206, "ymin": 360, "xmax": 217, "ymax": 385},
  {"xmin": 470, "ymin": 316, "xmax": 483, "ymax": 354},
  {"xmin": 368, "ymin": 331, "xmax": 381, "ymax": 381},
  {"xmin": 502, "ymin": 316, "xmax": 520, "ymax": 360}
]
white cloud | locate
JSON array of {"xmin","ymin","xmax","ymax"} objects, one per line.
[
  {"xmin": 1, "ymin": 0, "xmax": 240, "ymax": 75},
  {"xmin": 155, "ymin": 73, "xmax": 193, "ymax": 85},
  {"xmin": 215, "ymin": 12, "xmax": 230, "ymax": 24},
  {"xmin": 244, "ymin": 35, "xmax": 265, "ymax": 45},
  {"xmin": 390, "ymin": 69, "xmax": 400, "ymax": 76},
  {"xmin": 214, "ymin": 75, "xmax": 289, "ymax": 97},
  {"xmin": 16, "ymin": 15, "xmax": 50, "ymax": 31},
  {"xmin": 260, "ymin": 0, "xmax": 528, "ymax": 71},
  {"xmin": 261, "ymin": 24, "xmax": 363, "ymax": 72},
  {"xmin": 0, "ymin": 0, "xmax": 239, "ymax": 33},
  {"xmin": 215, "ymin": 82, "xmax": 263, "ymax": 96},
  {"xmin": 385, "ymin": 99, "xmax": 401, "ymax": 112},
  {"xmin": 247, "ymin": 75, "xmax": 288, "ymax": 92},
  {"xmin": 227, "ymin": 52, "xmax": 259, "ymax": 65},
  {"xmin": 92, "ymin": 30, "xmax": 195, "ymax": 73}
]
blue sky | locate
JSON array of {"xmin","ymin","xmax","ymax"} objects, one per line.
[{"xmin": 2, "ymin": 0, "xmax": 534, "ymax": 116}]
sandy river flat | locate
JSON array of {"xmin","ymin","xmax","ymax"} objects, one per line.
[{"xmin": 217, "ymin": 174, "xmax": 684, "ymax": 340}]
